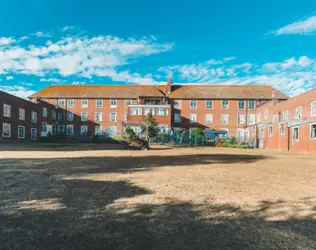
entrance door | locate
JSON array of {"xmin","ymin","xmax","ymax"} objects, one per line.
[{"xmin": 259, "ymin": 139, "xmax": 264, "ymax": 149}]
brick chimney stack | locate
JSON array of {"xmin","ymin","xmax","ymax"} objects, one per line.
[
  {"xmin": 166, "ymin": 77, "xmax": 172, "ymax": 94},
  {"xmin": 271, "ymin": 91, "xmax": 278, "ymax": 106}
]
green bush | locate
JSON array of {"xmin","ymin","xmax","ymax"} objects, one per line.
[
  {"xmin": 190, "ymin": 128, "xmax": 204, "ymax": 136},
  {"xmin": 123, "ymin": 129, "xmax": 149, "ymax": 150},
  {"xmin": 180, "ymin": 130, "xmax": 187, "ymax": 144}
]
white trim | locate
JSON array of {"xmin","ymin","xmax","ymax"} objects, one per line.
[
  {"xmin": 189, "ymin": 114, "xmax": 197, "ymax": 123},
  {"xmin": 110, "ymin": 112, "xmax": 117, "ymax": 122},
  {"xmin": 222, "ymin": 99, "xmax": 229, "ymax": 109},
  {"xmin": 67, "ymin": 112, "xmax": 74, "ymax": 121},
  {"xmin": 125, "ymin": 99, "xmax": 132, "ymax": 108},
  {"xmin": 58, "ymin": 99, "xmax": 65, "ymax": 107},
  {"xmin": 190, "ymin": 100, "xmax": 197, "ymax": 109},
  {"xmin": 18, "ymin": 125, "xmax": 25, "ymax": 139},
  {"xmin": 237, "ymin": 114, "xmax": 245, "ymax": 124},
  {"xmin": 81, "ymin": 99, "xmax": 88, "ymax": 108},
  {"xmin": 264, "ymin": 109, "xmax": 269, "ymax": 120},
  {"xmin": 31, "ymin": 111, "xmax": 37, "ymax": 123},
  {"xmin": 174, "ymin": 99, "xmax": 181, "ymax": 109},
  {"xmin": 3, "ymin": 104, "xmax": 11, "ymax": 117},
  {"xmin": 2, "ymin": 123, "xmax": 11, "ymax": 137},
  {"xmin": 221, "ymin": 114, "xmax": 229, "ymax": 124},
  {"xmin": 310, "ymin": 122, "xmax": 316, "ymax": 140},
  {"xmin": 174, "ymin": 113, "xmax": 181, "ymax": 123},
  {"xmin": 248, "ymin": 100, "xmax": 256, "ymax": 110},
  {"xmin": 238, "ymin": 100, "xmax": 245, "ymax": 110},
  {"xmin": 205, "ymin": 99, "xmax": 213, "ymax": 109},
  {"xmin": 268, "ymin": 125, "xmax": 273, "ymax": 137},
  {"xmin": 96, "ymin": 99, "xmax": 103, "ymax": 108},
  {"xmin": 110, "ymin": 99, "xmax": 117, "ymax": 108},
  {"xmin": 205, "ymin": 114, "xmax": 213, "ymax": 124},
  {"xmin": 283, "ymin": 111, "xmax": 288, "ymax": 121},
  {"xmin": 31, "ymin": 128, "xmax": 37, "ymax": 140},
  {"xmin": 129, "ymin": 104, "xmax": 170, "ymax": 108},
  {"xmin": 292, "ymin": 126, "xmax": 299, "ymax": 141},
  {"xmin": 311, "ymin": 101, "xmax": 316, "ymax": 116},
  {"xmin": 295, "ymin": 106, "xmax": 302, "ymax": 119},
  {"xmin": 95, "ymin": 112, "xmax": 103, "ymax": 122},
  {"xmin": 279, "ymin": 122, "xmax": 285, "ymax": 135},
  {"xmin": 19, "ymin": 108, "xmax": 25, "ymax": 121},
  {"xmin": 67, "ymin": 99, "xmax": 74, "ymax": 108},
  {"xmin": 81, "ymin": 112, "xmax": 88, "ymax": 121}
]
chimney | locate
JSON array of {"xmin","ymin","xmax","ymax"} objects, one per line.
[
  {"xmin": 271, "ymin": 91, "xmax": 278, "ymax": 106},
  {"xmin": 166, "ymin": 77, "xmax": 172, "ymax": 94}
]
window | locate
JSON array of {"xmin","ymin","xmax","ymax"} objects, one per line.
[
  {"xmin": 109, "ymin": 126, "xmax": 117, "ymax": 136},
  {"xmin": 257, "ymin": 112, "xmax": 261, "ymax": 123},
  {"xmin": 174, "ymin": 113, "xmax": 181, "ymax": 123},
  {"xmin": 268, "ymin": 125, "xmax": 273, "ymax": 137},
  {"xmin": 58, "ymin": 111, "xmax": 65, "ymax": 121},
  {"xmin": 58, "ymin": 99, "xmax": 65, "ymax": 107},
  {"xmin": 124, "ymin": 112, "xmax": 128, "ymax": 122},
  {"xmin": 259, "ymin": 128, "xmax": 264, "ymax": 138},
  {"xmin": 81, "ymin": 99, "xmax": 88, "ymax": 108},
  {"xmin": 205, "ymin": 114, "xmax": 212, "ymax": 124},
  {"xmin": 3, "ymin": 104, "xmax": 11, "ymax": 117},
  {"xmin": 31, "ymin": 128, "xmax": 37, "ymax": 140},
  {"xmin": 130, "ymin": 108, "xmax": 142, "ymax": 115},
  {"xmin": 125, "ymin": 99, "xmax": 132, "ymax": 108},
  {"xmin": 17, "ymin": 126, "xmax": 25, "ymax": 139},
  {"xmin": 42, "ymin": 108, "xmax": 48, "ymax": 118},
  {"xmin": 52, "ymin": 110, "xmax": 56, "ymax": 120},
  {"xmin": 158, "ymin": 124, "xmax": 168, "ymax": 133},
  {"xmin": 295, "ymin": 107, "xmax": 302, "ymax": 119},
  {"xmin": 311, "ymin": 102, "xmax": 316, "ymax": 116},
  {"xmin": 19, "ymin": 108, "xmax": 25, "ymax": 120},
  {"xmin": 95, "ymin": 126, "xmax": 102, "ymax": 135},
  {"xmin": 222, "ymin": 100, "xmax": 229, "ymax": 109},
  {"xmin": 238, "ymin": 100, "xmax": 245, "ymax": 109},
  {"xmin": 293, "ymin": 127, "xmax": 299, "ymax": 141},
  {"xmin": 252, "ymin": 126, "xmax": 256, "ymax": 137},
  {"xmin": 96, "ymin": 99, "xmax": 102, "ymax": 108},
  {"xmin": 238, "ymin": 114, "xmax": 245, "ymax": 124},
  {"xmin": 264, "ymin": 109, "xmax": 268, "ymax": 120},
  {"xmin": 156, "ymin": 108, "xmax": 168, "ymax": 116},
  {"xmin": 279, "ymin": 123, "xmax": 285, "ymax": 135},
  {"xmin": 31, "ymin": 111, "xmax": 37, "ymax": 123},
  {"xmin": 189, "ymin": 114, "xmax": 197, "ymax": 123},
  {"xmin": 205, "ymin": 100, "xmax": 213, "ymax": 109},
  {"xmin": 110, "ymin": 112, "xmax": 117, "ymax": 122},
  {"xmin": 144, "ymin": 107, "xmax": 155, "ymax": 115},
  {"xmin": 95, "ymin": 112, "xmax": 102, "ymax": 122},
  {"xmin": 67, "ymin": 99, "xmax": 74, "ymax": 108},
  {"xmin": 80, "ymin": 125, "xmax": 88, "ymax": 135},
  {"xmin": 248, "ymin": 100, "xmax": 256, "ymax": 110},
  {"xmin": 221, "ymin": 114, "xmax": 229, "ymax": 124},
  {"xmin": 283, "ymin": 111, "xmax": 288, "ymax": 121},
  {"xmin": 221, "ymin": 128, "xmax": 229, "ymax": 138},
  {"xmin": 58, "ymin": 125, "xmax": 65, "ymax": 133},
  {"xmin": 42, "ymin": 122, "xmax": 47, "ymax": 133},
  {"xmin": 310, "ymin": 123, "xmax": 316, "ymax": 139},
  {"xmin": 110, "ymin": 99, "xmax": 117, "ymax": 108},
  {"xmin": 52, "ymin": 125, "xmax": 56, "ymax": 134},
  {"xmin": 190, "ymin": 100, "xmax": 197, "ymax": 109},
  {"xmin": 67, "ymin": 112, "xmax": 74, "ymax": 121},
  {"xmin": 81, "ymin": 112, "xmax": 88, "ymax": 121},
  {"xmin": 66, "ymin": 125, "xmax": 74, "ymax": 136},
  {"xmin": 237, "ymin": 128, "xmax": 245, "ymax": 140},
  {"xmin": 174, "ymin": 100, "xmax": 181, "ymax": 109},
  {"xmin": 273, "ymin": 114, "xmax": 279, "ymax": 123}
]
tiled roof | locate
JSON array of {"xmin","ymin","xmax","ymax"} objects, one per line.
[
  {"xmin": 29, "ymin": 85, "xmax": 166, "ymax": 99},
  {"xmin": 168, "ymin": 85, "xmax": 289, "ymax": 99}
]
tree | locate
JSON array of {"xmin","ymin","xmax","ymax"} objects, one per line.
[{"xmin": 143, "ymin": 113, "xmax": 159, "ymax": 140}]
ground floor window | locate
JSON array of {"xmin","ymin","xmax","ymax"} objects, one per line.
[
  {"xmin": 259, "ymin": 128, "xmax": 264, "ymax": 138},
  {"xmin": 268, "ymin": 125, "xmax": 273, "ymax": 137},
  {"xmin": 293, "ymin": 127, "xmax": 299, "ymax": 141},
  {"xmin": 66, "ymin": 125, "xmax": 74, "ymax": 136},
  {"xmin": 174, "ymin": 113, "xmax": 181, "ymax": 123},
  {"xmin": 109, "ymin": 126, "xmax": 117, "ymax": 136},
  {"xmin": 311, "ymin": 123, "xmax": 316, "ymax": 139},
  {"xmin": 158, "ymin": 124, "xmax": 168, "ymax": 133},
  {"xmin": 2, "ymin": 123, "xmax": 11, "ymax": 137},
  {"xmin": 58, "ymin": 125, "xmax": 65, "ymax": 133},
  {"xmin": 42, "ymin": 122, "xmax": 47, "ymax": 133},
  {"xmin": 95, "ymin": 126, "xmax": 102, "ymax": 135},
  {"xmin": 18, "ymin": 126, "xmax": 25, "ymax": 139},
  {"xmin": 279, "ymin": 123, "xmax": 285, "ymax": 135},
  {"xmin": 221, "ymin": 128, "xmax": 229, "ymax": 138},
  {"xmin": 189, "ymin": 114, "xmax": 197, "ymax": 123},
  {"xmin": 81, "ymin": 125, "xmax": 88, "ymax": 135},
  {"xmin": 52, "ymin": 125, "xmax": 56, "ymax": 134},
  {"xmin": 31, "ymin": 128, "xmax": 37, "ymax": 140}
]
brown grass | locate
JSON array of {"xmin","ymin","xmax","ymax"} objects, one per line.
[{"xmin": 1, "ymin": 143, "xmax": 316, "ymax": 249}]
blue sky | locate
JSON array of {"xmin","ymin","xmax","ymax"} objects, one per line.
[{"xmin": 1, "ymin": 0, "xmax": 316, "ymax": 98}]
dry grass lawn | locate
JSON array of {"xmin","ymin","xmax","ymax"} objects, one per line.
[{"xmin": 1, "ymin": 143, "xmax": 316, "ymax": 249}]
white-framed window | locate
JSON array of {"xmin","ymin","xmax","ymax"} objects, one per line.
[
  {"xmin": 264, "ymin": 109, "xmax": 268, "ymax": 120},
  {"xmin": 80, "ymin": 125, "xmax": 88, "ymax": 135},
  {"xmin": 293, "ymin": 127, "xmax": 299, "ymax": 141},
  {"xmin": 31, "ymin": 111, "xmax": 37, "ymax": 123},
  {"xmin": 268, "ymin": 125, "xmax": 273, "ymax": 137},
  {"xmin": 58, "ymin": 125, "xmax": 65, "ymax": 133},
  {"xmin": 19, "ymin": 108, "xmax": 25, "ymax": 120},
  {"xmin": 17, "ymin": 126, "xmax": 25, "ymax": 139},
  {"xmin": 221, "ymin": 114, "xmax": 229, "ymax": 124},
  {"xmin": 174, "ymin": 100, "xmax": 181, "ymax": 109},
  {"xmin": 130, "ymin": 108, "xmax": 142, "ymax": 115},
  {"xmin": 58, "ymin": 99, "xmax": 65, "ymax": 107},
  {"xmin": 310, "ymin": 123, "xmax": 316, "ymax": 139},
  {"xmin": 190, "ymin": 100, "xmax": 197, "ymax": 109},
  {"xmin": 174, "ymin": 113, "xmax": 181, "ymax": 123},
  {"xmin": 67, "ymin": 99, "xmax": 74, "ymax": 108},
  {"xmin": 221, "ymin": 128, "xmax": 229, "ymax": 138},
  {"xmin": 67, "ymin": 112, "xmax": 74, "ymax": 121},
  {"xmin": 125, "ymin": 99, "xmax": 132, "ymax": 108},
  {"xmin": 110, "ymin": 99, "xmax": 117, "ymax": 108},
  {"xmin": 95, "ymin": 125, "xmax": 102, "ymax": 135},
  {"xmin": 3, "ymin": 104, "xmax": 11, "ymax": 117},
  {"xmin": 205, "ymin": 100, "xmax": 213, "ymax": 109},
  {"xmin": 110, "ymin": 112, "xmax": 117, "ymax": 122},
  {"xmin": 144, "ymin": 107, "xmax": 155, "ymax": 115},
  {"xmin": 279, "ymin": 122, "xmax": 285, "ymax": 135},
  {"xmin": 283, "ymin": 111, "xmax": 288, "ymax": 121},
  {"xmin": 222, "ymin": 100, "xmax": 229, "ymax": 109},
  {"xmin": 248, "ymin": 100, "xmax": 256, "ymax": 110},
  {"xmin": 96, "ymin": 99, "xmax": 102, "ymax": 108},
  {"xmin": 295, "ymin": 107, "xmax": 302, "ymax": 119},
  {"xmin": 81, "ymin": 99, "xmax": 88, "ymax": 108},
  {"xmin": 42, "ymin": 122, "xmax": 47, "ymax": 133},
  {"xmin": 95, "ymin": 112, "xmax": 102, "ymax": 122},
  {"xmin": 109, "ymin": 126, "xmax": 117, "ymax": 136},
  {"xmin": 156, "ymin": 108, "xmax": 168, "ymax": 116},
  {"xmin": 237, "ymin": 128, "xmax": 245, "ymax": 140},
  {"xmin": 66, "ymin": 125, "xmax": 74, "ymax": 136},
  {"xmin": 136, "ymin": 98, "xmax": 141, "ymax": 104},
  {"xmin": 259, "ymin": 128, "xmax": 264, "ymax": 138},
  {"xmin": 52, "ymin": 110, "xmax": 56, "ymax": 120},
  {"xmin": 42, "ymin": 108, "xmax": 48, "ymax": 118},
  {"xmin": 311, "ymin": 102, "xmax": 316, "ymax": 116},
  {"xmin": 273, "ymin": 114, "xmax": 279, "ymax": 123},
  {"xmin": 238, "ymin": 114, "xmax": 245, "ymax": 124},
  {"xmin": 58, "ymin": 111, "xmax": 65, "ymax": 121},
  {"xmin": 189, "ymin": 114, "xmax": 197, "ymax": 123},
  {"xmin": 205, "ymin": 114, "xmax": 212, "ymax": 124},
  {"xmin": 257, "ymin": 112, "xmax": 261, "ymax": 123},
  {"xmin": 158, "ymin": 124, "xmax": 168, "ymax": 133},
  {"xmin": 252, "ymin": 126, "xmax": 256, "ymax": 137},
  {"xmin": 31, "ymin": 128, "xmax": 37, "ymax": 140},
  {"xmin": 81, "ymin": 112, "xmax": 88, "ymax": 121},
  {"xmin": 124, "ymin": 112, "xmax": 128, "ymax": 121},
  {"xmin": 238, "ymin": 100, "xmax": 245, "ymax": 109}
]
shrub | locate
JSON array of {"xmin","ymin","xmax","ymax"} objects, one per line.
[
  {"xmin": 124, "ymin": 129, "xmax": 149, "ymax": 150},
  {"xmin": 215, "ymin": 140, "xmax": 227, "ymax": 147},
  {"xmin": 180, "ymin": 130, "xmax": 187, "ymax": 144},
  {"xmin": 190, "ymin": 128, "xmax": 204, "ymax": 136}
]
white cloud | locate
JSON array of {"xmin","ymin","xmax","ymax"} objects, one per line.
[
  {"xmin": 34, "ymin": 31, "xmax": 53, "ymax": 38},
  {"xmin": 0, "ymin": 85, "xmax": 35, "ymax": 99},
  {"xmin": 5, "ymin": 76, "xmax": 13, "ymax": 80},
  {"xmin": 273, "ymin": 16, "xmax": 316, "ymax": 35},
  {"xmin": 0, "ymin": 37, "xmax": 16, "ymax": 46}
]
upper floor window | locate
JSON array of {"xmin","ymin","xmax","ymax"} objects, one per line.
[
  {"xmin": 81, "ymin": 99, "xmax": 88, "ymax": 108},
  {"xmin": 96, "ymin": 99, "xmax": 103, "ymax": 108},
  {"xmin": 205, "ymin": 114, "xmax": 212, "ymax": 124},
  {"xmin": 205, "ymin": 100, "xmax": 213, "ymax": 109},
  {"xmin": 95, "ymin": 112, "xmax": 102, "ymax": 122},
  {"xmin": 67, "ymin": 112, "xmax": 74, "ymax": 121},
  {"xmin": 283, "ymin": 111, "xmax": 288, "ymax": 121},
  {"xmin": 124, "ymin": 112, "xmax": 128, "ymax": 122},
  {"xmin": 273, "ymin": 114, "xmax": 279, "ymax": 123},
  {"xmin": 268, "ymin": 125, "xmax": 273, "ymax": 137},
  {"xmin": 248, "ymin": 100, "xmax": 256, "ymax": 110},
  {"xmin": 293, "ymin": 127, "xmax": 299, "ymax": 141},
  {"xmin": 58, "ymin": 111, "xmax": 65, "ymax": 121},
  {"xmin": 144, "ymin": 107, "xmax": 155, "ymax": 115},
  {"xmin": 311, "ymin": 123, "xmax": 316, "ymax": 139},
  {"xmin": 58, "ymin": 99, "xmax": 65, "ymax": 107},
  {"xmin": 110, "ymin": 112, "xmax": 117, "ymax": 122},
  {"xmin": 130, "ymin": 108, "xmax": 142, "ymax": 115},
  {"xmin": 190, "ymin": 100, "xmax": 197, "ymax": 109},
  {"xmin": 43, "ymin": 107, "xmax": 48, "ymax": 118},
  {"xmin": 222, "ymin": 100, "xmax": 229, "ymax": 109},
  {"xmin": 52, "ymin": 110, "xmax": 57, "ymax": 120},
  {"xmin": 189, "ymin": 114, "xmax": 197, "ymax": 123},
  {"xmin": 41, "ymin": 122, "xmax": 47, "ymax": 133},
  {"xmin": 248, "ymin": 114, "xmax": 256, "ymax": 125},
  {"xmin": 157, "ymin": 108, "xmax": 168, "ymax": 116},
  {"xmin": 264, "ymin": 109, "xmax": 268, "ymax": 120},
  {"xmin": 173, "ymin": 113, "xmax": 180, "ymax": 123},
  {"xmin": 95, "ymin": 125, "xmax": 102, "ymax": 136},
  {"xmin": 257, "ymin": 112, "xmax": 261, "ymax": 123},
  {"xmin": 221, "ymin": 114, "xmax": 229, "ymax": 124},
  {"xmin": 238, "ymin": 114, "xmax": 245, "ymax": 124},
  {"xmin": 174, "ymin": 100, "xmax": 181, "ymax": 109},
  {"xmin": 125, "ymin": 99, "xmax": 132, "ymax": 108},
  {"xmin": 67, "ymin": 99, "xmax": 74, "ymax": 108},
  {"xmin": 110, "ymin": 99, "xmax": 117, "ymax": 108},
  {"xmin": 279, "ymin": 123, "xmax": 285, "ymax": 135},
  {"xmin": 3, "ymin": 104, "xmax": 11, "ymax": 117},
  {"xmin": 238, "ymin": 100, "xmax": 245, "ymax": 109},
  {"xmin": 295, "ymin": 107, "xmax": 302, "ymax": 119},
  {"xmin": 31, "ymin": 111, "xmax": 37, "ymax": 123},
  {"xmin": 19, "ymin": 108, "xmax": 25, "ymax": 120},
  {"xmin": 81, "ymin": 112, "xmax": 88, "ymax": 121},
  {"xmin": 311, "ymin": 102, "xmax": 316, "ymax": 116}
]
